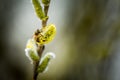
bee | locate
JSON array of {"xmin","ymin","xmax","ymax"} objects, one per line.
[{"xmin": 34, "ymin": 24, "xmax": 56, "ymax": 45}]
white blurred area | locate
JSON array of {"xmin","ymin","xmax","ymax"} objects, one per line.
[{"xmin": 7, "ymin": 0, "xmax": 70, "ymax": 79}]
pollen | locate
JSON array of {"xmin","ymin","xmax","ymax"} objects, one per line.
[{"xmin": 35, "ymin": 24, "xmax": 56, "ymax": 45}]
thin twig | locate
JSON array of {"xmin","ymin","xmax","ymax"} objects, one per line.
[{"xmin": 33, "ymin": 61, "xmax": 39, "ymax": 80}]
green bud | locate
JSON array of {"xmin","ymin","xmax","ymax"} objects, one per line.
[
  {"xmin": 25, "ymin": 39, "xmax": 39, "ymax": 63},
  {"xmin": 25, "ymin": 48, "xmax": 39, "ymax": 63},
  {"xmin": 37, "ymin": 52, "xmax": 55, "ymax": 73},
  {"xmin": 32, "ymin": 0, "xmax": 47, "ymax": 20}
]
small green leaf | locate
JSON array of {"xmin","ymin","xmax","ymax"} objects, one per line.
[{"xmin": 32, "ymin": 0, "xmax": 47, "ymax": 20}]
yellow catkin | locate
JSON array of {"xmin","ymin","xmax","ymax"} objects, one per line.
[{"xmin": 35, "ymin": 24, "xmax": 56, "ymax": 45}]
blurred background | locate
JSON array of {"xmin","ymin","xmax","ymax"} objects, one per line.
[{"xmin": 0, "ymin": 0, "xmax": 120, "ymax": 80}]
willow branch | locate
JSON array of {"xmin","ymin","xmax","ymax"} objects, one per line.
[{"xmin": 33, "ymin": 0, "xmax": 51, "ymax": 80}]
